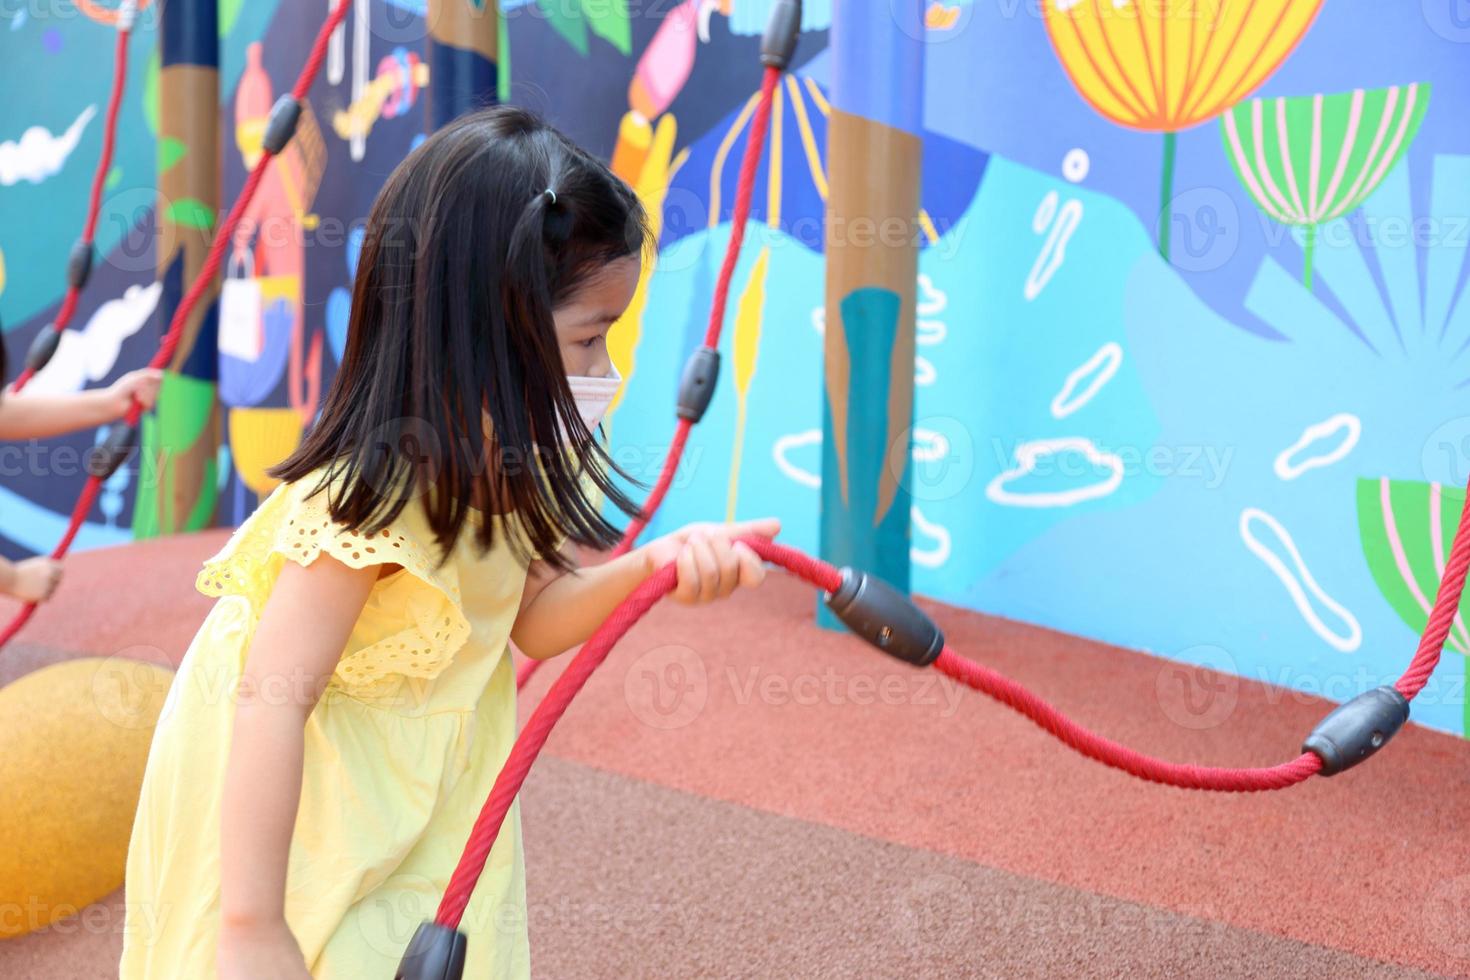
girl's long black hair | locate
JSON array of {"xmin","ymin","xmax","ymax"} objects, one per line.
[{"xmin": 272, "ymin": 105, "xmax": 648, "ymax": 569}]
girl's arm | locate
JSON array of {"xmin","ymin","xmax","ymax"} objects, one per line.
[
  {"xmin": 0, "ymin": 369, "xmax": 162, "ymax": 440},
  {"xmin": 217, "ymin": 553, "xmax": 388, "ymax": 978},
  {"xmin": 510, "ymin": 518, "xmax": 779, "ymax": 661}
]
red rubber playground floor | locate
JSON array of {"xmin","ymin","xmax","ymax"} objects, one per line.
[{"xmin": 1, "ymin": 531, "xmax": 1468, "ymax": 978}]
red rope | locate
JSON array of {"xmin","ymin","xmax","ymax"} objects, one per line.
[
  {"xmin": 517, "ymin": 67, "xmax": 782, "ymax": 690},
  {"xmin": 0, "ymin": 0, "xmax": 352, "ymax": 653},
  {"xmin": 11, "ymin": 22, "xmax": 132, "ymax": 393},
  {"xmin": 460, "ymin": 479, "xmax": 1470, "ymax": 918}
]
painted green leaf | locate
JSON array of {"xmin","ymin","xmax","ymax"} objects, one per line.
[
  {"xmin": 133, "ymin": 372, "xmax": 219, "ymax": 539},
  {"xmin": 143, "ymin": 50, "xmax": 160, "ymax": 137},
  {"xmin": 105, "ymin": 166, "xmax": 122, "ymax": 190},
  {"xmin": 167, "ymin": 198, "xmax": 216, "ymax": 231},
  {"xmin": 588, "ymin": 0, "xmax": 631, "ymax": 55},
  {"xmin": 1355, "ymin": 476, "xmax": 1470, "ymax": 655},
  {"xmin": 159, "ymin": 137, "xmax": 188, "ymax": 173},
  {"xmin": 219, "ymin": 0, "xmax": 247, "ymax": 37},
  {"xmin": 536, "ymin": 0, "xmax": 589, "ymax": 56},
  {"xmin": 1221, "ymin": 84, "xmax": 1430, "ymax": 286}
]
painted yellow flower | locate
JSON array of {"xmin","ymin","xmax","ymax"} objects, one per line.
[{"xmin": 1043, "ymin": 0, "xmax": 1325, "ymax": 257}]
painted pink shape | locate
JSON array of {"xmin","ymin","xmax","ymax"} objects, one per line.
[{"xmin": 632, "ymin": 0, "xmax": 700, "ymax": 118}]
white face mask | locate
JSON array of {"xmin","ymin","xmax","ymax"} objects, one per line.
[{"xmin": 566, "ymin": 368, "xmax": 622, "ymax": 431}]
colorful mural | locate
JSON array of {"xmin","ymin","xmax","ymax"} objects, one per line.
[{"xmin": 1, "ymin": 0, "xmax": 1466, "ymax": 738}]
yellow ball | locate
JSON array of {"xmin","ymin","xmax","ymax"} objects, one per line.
[{"xmin": 0, "ymin": 657, "xmax": 173, "ymax": 939}]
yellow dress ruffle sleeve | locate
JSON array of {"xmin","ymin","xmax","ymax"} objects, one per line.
[{"xmin": 120, "ymin": 471, "xmax": 535, "ymax": 979}]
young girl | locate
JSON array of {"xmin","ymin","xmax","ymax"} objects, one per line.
[
  {"xmin": 0, "ymin": 360, "xmax": 161, "ymax": 603},
  {"xmin": 119, "ymin": 106, "xmax": 777, "ymax": 979}
]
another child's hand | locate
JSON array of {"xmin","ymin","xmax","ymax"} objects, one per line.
[
  {"xmin": 218, "ymin": 917, "xmax": 312, "ymax": 980},
  {"xmin": 104, "ymin": 368, "xmax": 163, "ymax": 417},
  {"xmin": 641, "ymin": 518, "xmax": 780, "ymax": 604},
  {"xmin": 3, "ymin": 557, "xmax": 62, "ymax": 603}
]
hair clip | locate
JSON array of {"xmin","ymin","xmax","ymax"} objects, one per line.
[{"xmin": 544, "ymin": 187, "xmax": 557, "ymax": 206}]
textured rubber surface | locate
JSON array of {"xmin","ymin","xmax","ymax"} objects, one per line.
[{"xmin": 1, "ymin": 532, "xmax": 1466, "ymax": 977}]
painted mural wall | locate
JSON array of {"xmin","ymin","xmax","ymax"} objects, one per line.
[{"xmin": 1, "ymin": 1, "xmax": 1467, "ymax": 738}]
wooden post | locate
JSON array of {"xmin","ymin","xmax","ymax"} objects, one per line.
[
  {"xmin": 818, "ymin": 0, "xmax": 924, "ymax": 624},
  {"xmin": 135, "ymin": 0, "xmax": 219, "ymax": 538},
  {"xmin": 426, "ymin": 0, "xmax": 499, "ymax": 130}
]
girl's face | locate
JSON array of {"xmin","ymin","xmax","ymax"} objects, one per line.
[{"xmin": 552, "ymin": 256, "xmax": 641, "ymax": 379}]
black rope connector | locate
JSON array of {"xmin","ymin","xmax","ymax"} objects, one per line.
[
  {"xmin": 85, "ymin": 422, "xmax": 138, "ymax": 480},
  {"xmin": 1302, "ymin": 685, "xmax": 1410, "ymax": 776},
  {"xmin": 66, "ymin": 239, "xmax": 94, "ymax": 291},
  {"xmin": 394, "ymin": 921, "xmax": 466, "ymax": 980},
  {"xmin": 824, "ymin": 567, "xmax": 944, "ymax": 667},
  {"xmin": 25, "ymin": 327, "xmax": 61, "ymax": 374},
  {"xmin": 760, "ymin": 0, "xmax": 802, "ymax": 69},
  {"xmin": 676, "ymin": 346, "xmax": 720, "ymax": 423},
  {"xmin": 262, "ymin": 95, "xmax": 303, "ymax": 155}
]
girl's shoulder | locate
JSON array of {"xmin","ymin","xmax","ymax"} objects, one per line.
[{"xmin": 196, "ymin": 467, "xmax": 459, "ymax": 607}]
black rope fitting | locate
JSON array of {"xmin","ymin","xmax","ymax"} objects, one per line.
[
  {"xmin": 394, "ymin": 921, "xmax": 466, "ymax": 980},
  {"xmin": 85, "ymin": 422, "xmax": 138, "ymax": 480},
  {"xmin": 25, "ymin": 327, "xmax": 61, "ymax": 374},
  {"xmin": 1302, "ymin": 685, "xmax": 1410, "ymax": 775},
  {"xmin": 824, "ymin": 568, "xmax": 944, "ymax": 667},
  {"xmin": 675, "ymin": 346, "xmax": 720, "ymax": 423},
  {"xmin": 760, "ymin": 0, "xmax": 802, "ymax": 69},
  {"xmin": 262, "ymin": 95, "xmax": 303, "ymax": 156},
  {"xmin": 66, "ymin": 240, "xmax": 94, "ymax": 291}
]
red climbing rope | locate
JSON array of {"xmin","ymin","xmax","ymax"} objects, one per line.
[
  {"xmin": 614, "ymin": 65, "xmax": 781, "ymax": 556},
  {"xmin": 450, "ymin": 518, "xmax": 1467, "ymax": 922},
  {"xmin": 11, "ymin": 10, "xmax": 134, "ymax": 393},
  {"xmin": 515, "ymin": 66, "xmax": 782, "ymax": 690},
  {"xmin": 0, "ymin": 0, "xmax": 352, "ymax": 652}
]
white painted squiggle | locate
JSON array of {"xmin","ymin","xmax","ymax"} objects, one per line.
[
  {"xmin": 773, "ymin": 429, "xmax": 821, "ymax": 488},
  {"xmin": 774, "ymin": 429, "xmax": 953, "ymax": 492},
  {"xmin": 1025, "ymin": 197, "xmax": 1083, "ymax": 301},
  {"xmin": 915, "ymin": 356, "xmax": 935, "ymax": 386},
  {"xmin": 27, "ymin": 282, "xmax": 162, "ymax": 395},
  {"xmin": 911, "ymin": 505, "xmax": 951, "ymax": 568},
  {"xmin": 0, "ymin": 105, "xmax": 95, "ymax": 186},
  {"xmin": 1051, "ymin": 342, "xmax": 1122, "ymax": 419},
  {"xmin": 328, "ymin": 0, "xmax": 346, "ymax": 84},
  {"xmin": 1240, "ymin": 507, "xmax": 1362, "ymax": 652},
  {"xmin": 986, "ymin": 437, "xmax": 1123, "ymax": 507},
  {"xmin": 350, "ymin": 0, "xmax": 369, "ymax": 160},
  {"xmin": 1274, "ymin": 413, "xmax": 1361, "ymax": 480}
]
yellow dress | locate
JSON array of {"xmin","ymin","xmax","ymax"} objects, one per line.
[{"xmin": 120, "ymin": 471, "xmax": 537, "ymax": 979}]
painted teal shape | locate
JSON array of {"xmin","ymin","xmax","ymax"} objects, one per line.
[{"xmin": 818, "ymin": 287, "xmax": 912, "ymax": 629}]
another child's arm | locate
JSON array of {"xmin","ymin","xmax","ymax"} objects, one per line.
[
  {"xmin": 217, "ymin": 553, "xmax": 390, "ymax": 980},
  {"xmin": 510, "ymin": 518, "xmax": 779, "ymax": 661},
  {"xmin": 0, "ymin": 555, "xmax": 62, "ymax": 602},
  {"xmin": 0, "ymin": 368, "xmax": 162, "ymax": 440}
]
